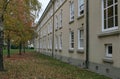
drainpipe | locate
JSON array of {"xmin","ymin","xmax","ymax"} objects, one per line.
[
  {"xmin": 52, "ymin": 0, "xmax": 54, "ymax": 57},
  {"xmin": 85, "ymin": 0, "xmax": 89, "ymax": 69}
]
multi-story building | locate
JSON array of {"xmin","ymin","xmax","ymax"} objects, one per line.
[{"xmin": 35, "ymin": 0, "xmax": 120, "ymax": 79}]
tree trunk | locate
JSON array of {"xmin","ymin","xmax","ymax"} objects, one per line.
[
  {"xmin": 0, "ymin": 0, "xmax": 11, "ymax": 71},
  {"xmin": 0, "ymin": 32, "xmax": 4, "ymax": 71},
  {"xmin": 23, "ymin": 43, "xmax": 25, "ymax": 53},
  {"xmin": 7, "ymin": 37, "xmax": 10, "ymax": 58},
  {"xmin": 19, "ymin": 42, "xmax": 22, "ymax": 55},
  {"xmin": 0, "ymin": 18, "xmax": 4, "ymax": 71}
]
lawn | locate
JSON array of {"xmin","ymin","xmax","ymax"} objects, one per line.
[
  {"xmin": 3, "ymin": 48, "xmax": 35, "ymax": 55},
  {"xmin": 0, "ymin": 51, "xmax": 111, "ymax": 79}
]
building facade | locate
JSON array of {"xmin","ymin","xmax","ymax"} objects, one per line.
[{"xmin": 35, "ymin": 0, "xmax": 120, "ymax": 79}]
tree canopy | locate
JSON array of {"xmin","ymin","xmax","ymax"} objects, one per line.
[{"xmin": 0, "ymin": 0, "xmax": 41, "ymax": 70}]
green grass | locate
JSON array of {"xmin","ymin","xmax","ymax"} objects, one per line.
[
  {"xmin": 3, "ymin": 49, "xmax": 18, "ymax": 55},
  {"xmin": 35, "ymin": 53, "xmax": 111, "ymax": 79},
  {"xmin": 3, "ymin": 49, "xmax": 35, "ymax": 55},
  {"xmin": 0, "ymin": 51, "xmax": 112, "ymax": 79}
]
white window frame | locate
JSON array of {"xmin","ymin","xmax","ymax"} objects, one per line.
[
  {"xmin": 70, "ymin": 1, "xmax": 74, "ymax": 21},
  {"xmin": 43, "ymin": 39, "xmax": 44, "ymax": 49},
  {"xmin": 105, "ymin": 44, "xmax": 112, "ymax": 57},
  {"xmin": 78, "ymin": 29, "xmax": 84, "ymax": 49},
  {"xmin": 50, "ymin": 22, "xmax": 52, "ymax": 33},
  {"xmin": 102, "ymin": 0, "xmax": 118, "ymax": 32},
  {"xmin": 59, "ymin": 34, "xmax": 62, "ymax": 49},
  {"xmin": 69, "ymin": 31, "xmax": 74, "ymax": 49},
  {"xmin": 48, "ymin": 24, "xmax": 50, "ymax": 34},
  {"xmin": 55, "ymin": 35, "xmax": 58, "ymax": 49},
  {"xmin": 56, "ymin": 0, "xmax": 59, "ymax": 8},
  {"xmin": 50, "ymin": 37, "xmax": 52, "ymax": 49},
  {"xmin": 40, "ymin": 39, "xmax": 42, "ymax": 49},
  {"xmin": 48, "ymin": 38, "xmax": 50, "ymax": 49},
  {"xmin": 44, "ymin": 38, "xmax": 46, "ymax": 49},
  {"xmin": 55, "ymin": 15, "xmax": 58, "ymax": 30},
  {"xmin": 60, "ymin": 0, "xmax": 64, "ymax": 5},
  {"xmin": 60, "ymin": 9, "xmax": 63, "ymax": 28},
  {"xmin": 78, "ymin": 0, "xmax": 84, "ymax": 16}
]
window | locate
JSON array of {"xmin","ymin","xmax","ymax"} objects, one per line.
[
  {"xmin": 103, "ymin": 0, "xmax": 118, "ymax": 31},
  {"xmin": 70, "ymin": 1, "xmax": 74, "ymax": 21},
  {"xmin": 50, "ymin": 38, "xmax": 52, "ymax": 49},
  {"xmin": 39, "ymin": 40, "xmax": 41, "ymax": 49},
  {"xmin": 45, "ymin": 38, "xmax": 47, "ymax": 49},
  {"xmin": 60, "ymin": 9, "xmax": 63, "ymax": 28},
  {"xmin": 55, "ymin": 0, "xmax": 59, "ymax": 10},
  {"xmin": 78, "ymin": 29, "xmax": 84, "ymax": 49},
  {"xmin": 55, "ymin": 35, "xmax": 58, "ymax": 49},
  {"xmin": 60, "ymin": 0, "xmax": 65, "ymax": 5},
  {"xmin": 55, "ymin": 15, "xmax": 58, "ymax": 30},
  {"xmin": 105, "ymin": 44, "xmax": 112, "ymax": 57},
  {"xmin": 44, "ymin": 28, "xmax": 46, "ymax": 36},
  {"xmin": 59, "ymin": 33, "xmax": 62, "ymax": 49},
  {"xmin": 43, "ymin": 39, "xmax": 45, "ymax": 49},
  {"xmin": 44, "ymin": 38, "xmax": 46, "ymax": 49},
  {"xmin": 78, "ymin": 0, "xmax": 84, "ymax": 16},
  {"xmin": 70, "ymin": 31, "xmax": 74, "ymax": 49},
  {"xmin": 48, "ymin": 38, "xmax": 50, "ymax": 49},
  {"xmin": 48, "ymin": 24, "xmax": 50, "ymax": 34},
  {"xmin": 50, "ymin": 22, "xmax": 52, "ymax": 33},
  {"xmin": 56, "ymin": 0, "xmax": 59, "ymax": 8},
  {"xmin": 49, "ymin": 8, "xmax": 53, "ymax": 16},
  {"xmin": 60, "ymin": 0, "xmax": 62, "ymax": 5}
]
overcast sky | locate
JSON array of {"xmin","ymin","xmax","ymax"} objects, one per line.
[{"xmin": 35, "ymin": 0, "xmax": 50, "ymax": 22}]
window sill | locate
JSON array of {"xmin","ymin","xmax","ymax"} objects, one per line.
[
  {"xmin": 68, "ymin": 49, "xmax": 74, "ymax": 53},
  {"xmin": 55, "ymin": 29, "xmax": 58, "ymax": 31},
  {"xmin": 69, "ymin": 20, "xmax": 74, "ymax": 24},
  {"xmin": 59, "ymin": 26, "xmax": 62, "ymax": 30},
  {"xmin": 77, "ymin": 49, "xmax": 84, "ymax": 54},
  {"xmin": 98, "ymin": 30, "xmax": 120, "ymax": 38},
  {"xmin": 103, "ymin": 57, "xmax": 113, "ymax": 64},
  {"xmin": 55, "ymin": 49, "xmax": 58, "ymax": 51},
  {"xmin": 50, "ymin": 32, "xmax": 52, "ymax": 34},
  {"xmin": 77, "ymin": 14, "xmax": 84, "ymax": 20},
  {"xmin": 59, "ymin": 49, "xmax": 62, "ymax": 52}
]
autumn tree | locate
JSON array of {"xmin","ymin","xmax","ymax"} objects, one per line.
[{"xmin": 0, "ymin": 0, "xmax": 41, "ymax": 71}]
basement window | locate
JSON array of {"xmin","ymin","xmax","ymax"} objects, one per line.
[{"xmin": 105, "ymin": 44, "xmax": 112, "ymax": 57}]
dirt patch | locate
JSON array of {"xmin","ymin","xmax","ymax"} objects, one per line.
[{"xmin": 4, "ymin": 52, "xmax": 32, "ymax": 61}]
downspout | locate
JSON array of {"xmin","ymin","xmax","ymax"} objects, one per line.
[
  {"xmin": 85, "ymin": 0, "xmax": 89, "ymax": 69},
  {"xmin": 52, "ymin": 0, "xmax": 54, "ymax": 57}
]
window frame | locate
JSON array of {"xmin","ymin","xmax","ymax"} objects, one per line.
[
  {"xmin": 102, "ymin": 0, "xmax": 118, "ymax": 32},
  {"xmin": 48, "ymin": 24, "xmax": 50, "ymax": 34},
  {"xmin": 50, "ymin": 22, "xmax": 52, "ymax": 33},
  {"xmin": 78, "ymin": 0, "xmax": 84, "ymax": 17},
  {"xmin": 55, "ymin": 15, "xmax": 58, "ymax": 30},
  {"xmin": 78, "ymin": 29, "xmax": 84, "ymax": 49},
  {"xmin": 69, "ymin": 31, "xmax": 74, "ymax": 49},
  {"xmin": 70, "ymin": 1, "xmax": 74, "ymax": 21},
  {"xmin": 55, "ymin": 35, "xmax": 58, "ymax": 49},
  {"xmin": 105, "ymin": 44, "xmax": 112, "ymax": 57},
  {"xmin": 48, "ymin": 38, "xmax": 50, "ymax": 49},
  {"xmin": 60, "ymin": 9, "xmax": 63, "ymax": 28},
  {"xmin": 50, "ymin": 37, "xmax": 52, "ymax": 49},
  {"xmin": 59, "ymin": 33, "xmax": 62, "ymax": 50}
]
